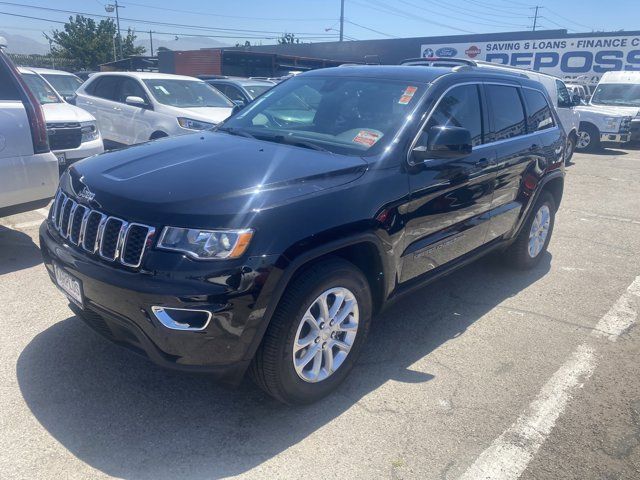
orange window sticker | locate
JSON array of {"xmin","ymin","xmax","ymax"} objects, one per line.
[
  {"xmin": 353, "ymin": 130, "xmax": 381, "ymax": 147},
  {"xmin": 399, "ymin": 85, "xmax": 418, "ymax": 104}
]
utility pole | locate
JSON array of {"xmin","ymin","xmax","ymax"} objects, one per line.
[
  {"xmin": 339, "ymin": 0, "xmax": 345, "ymax": 42},
  {"xmin": 105, "ymin": 2, "xmax": 123, "ymax": 59},
  {"xmin": 149, "ymin": 30, "xmax": 154, "ymax": 56},
  {"xmin": 532, "ymin": 5, "xmax": 540, "ymax": 31}
]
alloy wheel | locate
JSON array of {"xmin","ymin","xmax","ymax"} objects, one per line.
[
  {"xmin": 292, "ymin": 287, "xmax": 359, "ymax": 383},
  {"xmin": 528, "ymin": 204, "xmax": 551, "ymax": 258},
  {"xmin": 577, "ymin": 131, "xmax": 591, "ymax": 149}
]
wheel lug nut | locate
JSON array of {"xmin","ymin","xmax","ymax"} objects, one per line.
[
  {"xmin": 315, "ymin": 337, "xmax": 320, "ymax": 343},
  {"xmin": 319, "ymin": 322, "xmax": 325, "ymax": 329}
]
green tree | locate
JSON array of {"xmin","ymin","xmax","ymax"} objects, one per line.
[{"xmin": 46, "ymin": 15, "xmax": 145, "ymax": 69}]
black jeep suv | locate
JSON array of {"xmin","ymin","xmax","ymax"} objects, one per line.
[{"xmin": 40, "ymin": 65, "xmax": 565, "ymax": 404}]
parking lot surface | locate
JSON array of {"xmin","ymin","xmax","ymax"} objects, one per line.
[{"xmin": 1, "ymin": 147, "xmax": 639, "ymax": 479}]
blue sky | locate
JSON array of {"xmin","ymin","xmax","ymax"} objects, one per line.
[{"xmin": 1, "ymin": 0, "xmax": 639, "ymax": 47}]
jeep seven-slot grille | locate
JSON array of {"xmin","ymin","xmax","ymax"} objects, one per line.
[{"xmin": 50, "ymin": 190, "xmax": 155, "ymax": 268}]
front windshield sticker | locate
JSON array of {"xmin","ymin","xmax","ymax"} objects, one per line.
[
  {"xmin": 399, "ymin": 86, "xmax": 418, "ymax": 105},
  {"xmin": 353, "ymin": 130, "xmax": 382, "ymax": 147}
]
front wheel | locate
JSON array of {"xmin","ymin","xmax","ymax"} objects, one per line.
[
  {"xmin": 576, "ymin": 124, "xmax": 600, "ymax": 152},
  {"xmin": 565, "ymin": 135, "xmax": 576, "ymax": 164},
  {"xmin": 504, "ymin": 192, "xmax": 556, "ymax": 269},
  {"xmin": 249, "ymin": 258, "xmax": 372, "ymax": 404}
]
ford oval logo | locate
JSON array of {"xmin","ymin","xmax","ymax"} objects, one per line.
[{"xmin": 436, "ymin": 47, "xmax": 458, "ymax": 58}]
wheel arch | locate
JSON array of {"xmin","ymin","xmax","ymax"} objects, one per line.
[{"xmin": 541, "ymin": 175, "xmax": 564, "ymax": 211}]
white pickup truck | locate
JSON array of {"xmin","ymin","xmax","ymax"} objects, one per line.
[{"xmin": 0, "ymin": 38, "xmax": 58, "ymax": 217}]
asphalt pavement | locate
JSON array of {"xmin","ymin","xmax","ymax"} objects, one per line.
[{"xmin": 1, "ymin": 146, "xmax": 639, "ymax": 479}]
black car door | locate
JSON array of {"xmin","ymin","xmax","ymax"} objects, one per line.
[
  {"xmin": 401, "ymin": 82, "xmax": 497, "ymax": 282},
  {"xmin": 484, "ymin": 84, "xmax": 551, "ymax": 242}
]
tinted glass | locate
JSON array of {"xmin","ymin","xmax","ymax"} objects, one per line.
[
  {"xmin": 222, "ymin": 76, "xmax": 426, "ymax": 156},
  {"xmin": 244, "ymin": 84, "xmax": 272, "ymax": 99},
  {"xmin": 91, "ymin": 76, "xmax": 121, "ymax": 101},
  {"xmin": 143, "ymin": 79, "xmax": 233, "ymax": 108},
  {"xmin": 523, "ymin": 88, "xmax": 555, "ymax": 132},
  {"xmin": 41, "ymin": 74, "xmax": 83, "ymax": 97},
  {"xmin": 486, "ymin": 85, "xmax": 526, "ymax": 141},
  {"xmin": 0, "ymin": 62, "xmax": 20, "ymax": 100},
  {"xmin": 118, "ymin": 77, "xmax": 148, "ymax": 103},
  {"xmin": 221, "ymin": 85, "xmax": 245, "ymax": 102},
  {"xmin": 21, "ymin": 73, "xmax": 61, "ymax": 104},
  {"xmin": 426, "ymin": 84, "xmax": 483, "ymax": 146},
  {"xmin": 556, "ymin": 80, "xmax": 572, "ymax": 108}
]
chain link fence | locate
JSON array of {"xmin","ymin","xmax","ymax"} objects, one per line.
[{"xmin": 7, "ymin": 53, "xmax": 83, "ymax": 72}]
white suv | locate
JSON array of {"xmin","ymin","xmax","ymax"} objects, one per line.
[
  {"xmin": 19, "ymin": 68, "xmax": 104, "ymax": 172},
  {"xmin": 75, "ymin": 72, "xmax": 234, "ymax": 147},
  {"xmin": 0, "ymin": 41, "xmax": 58, "ymax": 217}
]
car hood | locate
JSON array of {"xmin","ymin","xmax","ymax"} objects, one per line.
[
  {"xmin": 160, "ymin": 105, "xmax": 233, "ymax": 124},
  {"xmin": 66, "ymin": 132, "xmax": 368, "ymax": 227},
  {"xmin": 577, "ymin": 104, "xmax": 640, "ymax": 117},
  {"xmin": 42, "ymin": 102, "xmax": 96, "ymax": 123}
]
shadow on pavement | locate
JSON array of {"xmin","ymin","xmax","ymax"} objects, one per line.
[
  {"xmin": 0, "ymin": 225, "xmax": 42, "ymax": 275},
  {"xmin": 16, "ymin": 253, "xmax": 551, "ymax": 479},
  {"xmin": 590, "ymin": 147, "xmax": 629, "ymax": 156}
]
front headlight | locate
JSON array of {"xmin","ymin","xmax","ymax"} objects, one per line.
[
  {"xmin": 157, "ymin": 227, "xmax": 253, "ymax": 260},
  {"xmin": 80, "ymin": 121, "xmax": 99, "ymax": 142},
  {"xmin": 604, "ymin": 117, "xmax": 619, "ymax": 130},
  {"xmin": 177, "ymin": 117, "xmax": 215, "ymax": 130}
]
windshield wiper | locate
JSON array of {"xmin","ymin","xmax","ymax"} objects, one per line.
[
  {"xmin": 261, "ymin": 134, "xmax": 331, "ymax": 153},
  {"xmin": 216, "ymin": 126, "xmax": 255, "ymax": 139}
]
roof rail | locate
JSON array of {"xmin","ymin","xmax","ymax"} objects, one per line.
[{"xmin": 400, "ymin": 57, "xmax": 478, "ymax": 67}]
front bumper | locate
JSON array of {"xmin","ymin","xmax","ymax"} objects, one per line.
[
  {"xmin": 600, "ymin": 133, "xmax": 630, "ymax": 143},
  {"xmin": 39, "ymin": 221, "xmax": 278, "ymax": 384}
]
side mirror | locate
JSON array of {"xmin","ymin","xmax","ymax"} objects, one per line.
[
  {"xmin": 571, "ymin": 94, "xmax": 582, "ymax": 106},
  {"xmin": 232, "ymin": 99, "xmax": 246, "ymax": 108},
  {"xmin": 125, "ymin": 95, "xmax": 148, "ymax": 107},
  {"xmin": 412, "ymin": 126, "xmax": 472, "ymax": 162},
  {"xmin": 63, "ymin": 94, "xmax": 77, "ymax": 105},
  {"xmin": 231, "ymin": 103, "xmax": 244, "ymax": 115}
]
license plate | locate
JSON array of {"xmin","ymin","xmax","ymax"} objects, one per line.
[
  {"xmin": 55, "ymin": 152, "xmax": 66, "ymax": 165},
  {"xmin": 54, "ymin": 263, "xmax": 83, "ymax": 308}
]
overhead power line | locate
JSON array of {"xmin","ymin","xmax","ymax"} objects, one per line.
[{"xmin": 344, "ymin": 20, "xmax": 397, "ymax": 38}]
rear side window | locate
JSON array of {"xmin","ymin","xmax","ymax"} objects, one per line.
[
  {"xmin": 486, "ymin": 85, "xmax": 526, "ymax": 141},
  {"xmin": 523, "ymin": 89, "xmax": 555, "ymax": 132},
  {"xmin": 426, "ymin": 84, "xmax": 483, "ymax": 146},
  {"xmin": 89, "ymin": 76, "xmax": 121, "ymax": 101},
  {"xmin": 556, "ymin": 80, "xmax": 572, "ymax": 108},
  {"xmin": 0, "ymin": 62, "xmax": 21, "ymax": 101}
]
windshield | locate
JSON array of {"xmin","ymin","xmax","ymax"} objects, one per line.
[
  {"xmin": 143, "ymin": 79, "xmax": 233, "ymax": 108},
  {"xmin": 244, "ymin": 84, "xmax": 272, "ymax": 99},
  {"xmin": 42, "ymin": 74, "xmax": 83, "ymax": 97},
  {"xmin": 22, "ymin": 73, "xmax": 61, "ymax": 104},
  {"xmin": 591, "ymin": 83, "xmax": 640, "ymax": 107},
  {"xmin": 221, "ymin": 76, "xmax": 426, "ymax": 156}
]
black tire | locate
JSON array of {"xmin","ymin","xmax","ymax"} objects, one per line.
[
  {"xmin": 576, "ymin": 124, "xmax": 600, "ymax": 152},
  {"xmin": 150, "ymin": 131, "xmax": 168, "ymax": 140},
  {"xmin": 505, "ymin": 191, "xmax": 556, "ymax": 269},
  {"xmin": 565, "ymin": 134, "xmax": 576, "ymax": 164},
  {"xmin": 249, "ymin": 258, "xmax": 372, "ymax": 404}
]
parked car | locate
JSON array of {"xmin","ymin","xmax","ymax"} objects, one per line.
[
  {"xmin": 73, "ymin": 71, "xmax": 97, "ymax": 82},
  {"xmin": 588, "ymin": 71, "xmax": 640, "ymax": 142},
  {"xmin": 29, "ymin": 68, "xmax": 84, "ymax": 101},
  {"xmin": 200, "ymin": 76, "xmax": 275, "ymax": 107},
  {"xmin": 566, "ymin": 83, "xmax": 589, "ymax": 103},
  {"xmin": 0, "ymin": 39, "xmax": 58, "ymax": 217},
  {"xmin": 75, "ymin": 72, "xmax": 234, "ymax": 148},
  {"xmin": 40, "ymin": 65, "xmax": 565, "ymax": 404},
  {"xmin": 19, "ymin": 68, "xmax": 104, "ymax": 173}
]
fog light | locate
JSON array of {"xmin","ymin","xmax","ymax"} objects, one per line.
[{"xmin": 151, "ymin": 306, "xmax": 212, "ymax": 331}]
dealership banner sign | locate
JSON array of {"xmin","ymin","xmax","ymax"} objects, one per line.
[{"xmin": 421, "ymin": 34, "xmax": 640, "ymax": 84}]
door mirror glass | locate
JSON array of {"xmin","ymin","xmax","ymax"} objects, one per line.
[
  {"xmin": 125, "ymin": 95, "xmax": 147, "ymax": 107},
  {"xmin": 412, "ymin": 126, "xmax": 472, "ymax": 161},
  {"xmin": 571, "ymin": 94, "xmax": 582, "ymax": 106}
]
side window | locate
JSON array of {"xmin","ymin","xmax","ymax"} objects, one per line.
[
  {"xmin": 0, "ymin": 63, "xmax": 21, "ymax": 101},
  {"xmin": 91, "ymin": 76, "xmax": 121, "ymax": 101},
  {"xmin": 556, "ymin": 80, "xmax": 571, "ymax": 108},
  {"xmin": 523, "ymin": 89, "xmax": 555, "ymax": 132},
  {"xmin": 223, "ymin": 85, "xmax": 245, "ymax": 103},
  {"xmin": 118, "ymin": 77, "xmax": 147, "ymax": 103},
  {"xmin": 486, "ymin": 85, "xmax": 526, "ymax": 141},
  {"xmin": 426, "ymin": 84, "xmax": 483, "ymax": 146}
]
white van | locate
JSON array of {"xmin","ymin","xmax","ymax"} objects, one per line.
[{"xmin": 589, "ymin": 71, "xmax": 640, "ymax": 142}]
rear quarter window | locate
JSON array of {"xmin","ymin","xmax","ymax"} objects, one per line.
[{"xmin": 0, "ymin": 62, "xmax": 21, "ymax": 101}]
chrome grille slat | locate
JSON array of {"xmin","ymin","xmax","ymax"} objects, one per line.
[{"xmin": 49, "ymin": 189, "xmax": 154, "ymax": 269}]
